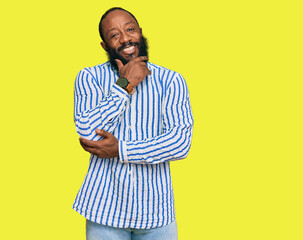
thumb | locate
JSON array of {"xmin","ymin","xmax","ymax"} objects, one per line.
[
  {"xmin": 96, "ymin": 129, "xmax": 111, "ymax": 138},
  {"xmin": 115, "ymin": 59, "xmax": 124, "ymax": 71}
]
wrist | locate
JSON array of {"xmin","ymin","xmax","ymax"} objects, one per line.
[{"xmin": 116, "ymin": 77, "xmax": 135, "ymax": 94}]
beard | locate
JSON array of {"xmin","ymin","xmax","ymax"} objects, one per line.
[{"xmin": 106, "ymin": 35, "xmax": 149, "ymax": 71}]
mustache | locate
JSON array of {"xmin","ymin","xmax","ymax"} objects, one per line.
[
  {"xmin": 117, "ymin": 42, "xmax": 139, "ymax": 52},
  {"xmin": 105, "ymin": 35, "xmax": 148, "ymax": 71}
]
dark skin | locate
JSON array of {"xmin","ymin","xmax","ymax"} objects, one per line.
[
  {"xmin": 80, "ymin": 129, "xmax": 119, "ymax": 158},
  {"xmin": 79, "ymin": 10, "xmax": 151, "ymax": 158}
]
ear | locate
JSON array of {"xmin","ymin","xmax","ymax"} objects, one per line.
[
  {"xmin": 139, "ymin": 28, "xmax": 142, "ymax": 34},
  {"xmin": 101, "ymin": 42, "xmax": 108, "ymax": 52}
]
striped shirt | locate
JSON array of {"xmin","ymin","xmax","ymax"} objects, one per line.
[{"xmin": 73, "ymin": 61, "xmax": 193, "ymax": 229}]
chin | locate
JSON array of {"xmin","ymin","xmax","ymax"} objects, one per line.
[
  {"xmin": 119, "ymin": 54, "xmax": 137, "ymax": 64},
  {"xmin": 123, "ymin": 51, "xmax": 139, "ymax": 60}
]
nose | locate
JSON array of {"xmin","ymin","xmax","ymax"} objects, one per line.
[{"xmin": 119, "ymin": 31, "xmax": 131, "ymax": 45}]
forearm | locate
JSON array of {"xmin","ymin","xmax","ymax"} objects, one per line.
[
  {"xmin": 119, "ymin": 72, "xmax": 194, "ymax": 164},
  {"xmin": 74, "ymin": 69, "xmax": 130, "ymax": 140},
  {"xmin": 119, "ymin": 124, "xmax": 193, "ymax": 164}
]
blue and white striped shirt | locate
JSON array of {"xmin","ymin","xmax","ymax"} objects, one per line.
[{"xmin": 73, "ymin": 61, "xmax": 193, "ymax": 229}]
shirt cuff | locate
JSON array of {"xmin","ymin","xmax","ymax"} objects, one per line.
[
  {"xmin": 112, "ymin": 83, "xmax": 130, "ymax": 100},
  {"xmin": 118, "ymin": 141, "xmax": 128, "ymax": 163}
]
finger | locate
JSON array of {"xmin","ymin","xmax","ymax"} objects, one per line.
[
  {"xmin": 97, "ymin": 129, "xmax": 112, "ymax": 138},
  {"xmin": 138, "ymin": 61, "xmax": 149, "ymax": 66},
  {"xmin": 138, "ymin": 63, "xmax": 151, "ymax": 75},
  {"xmin": 79, "ymin": 139, "xmax": 94, "ymax": 151},
  {"xmin": 132, "ymin": 56, "xmax": 148, "ymax": 63},
  {"xmin": 79, "ymin": 137, "xmax": 98, "ymax": 148},
  {"xmin": 80, "ymin": 142, "xmax": 105, "ymax": 157},
  {"xmin": 80, "ymin": 143, "xmax": 95, "ymax": 154},
  {"xmin": 115, "ymin": 59, "xmax": 124, "ymax": 71}
]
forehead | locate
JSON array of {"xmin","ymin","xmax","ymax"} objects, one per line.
[{"xmin": 102, "ymin": 10, "xmax": 138, "ymax": 31}]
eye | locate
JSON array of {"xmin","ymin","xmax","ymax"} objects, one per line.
[
  {"xmin": 127, "ymin": 28, "xmax": 135, "ymax": 32},
  {"xmin": 111, "ymin": 33, "xmax": 119, "ymax": 38}
]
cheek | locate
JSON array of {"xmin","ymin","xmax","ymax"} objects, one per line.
[
  {"xmin": 128, "ymin": 31, "xmax": 141, "ymax": 41},
  {"xmin": 105, "ymin": 38, "xmax": 120, "ymax": 49}
]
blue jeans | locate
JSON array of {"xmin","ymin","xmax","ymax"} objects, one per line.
[{"xmin": 86, "ymin": 219, "xmax": 178, "ymax": 240}]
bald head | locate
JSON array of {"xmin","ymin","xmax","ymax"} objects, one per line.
[
  {"xmin": 99, "ymin": 7, "xmax": 139, "ymax": 42},
  {"xmin": 98, "ymin": 7, "xmax": 148, "ymax": 70}
]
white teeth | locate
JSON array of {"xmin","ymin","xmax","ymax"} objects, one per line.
[{"xmin": 123, "ymin": 46, "xmax": 134, "ymax": 52}]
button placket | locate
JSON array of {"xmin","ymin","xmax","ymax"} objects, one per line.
[{"xmin": 128, "ymin": 98, "xmax": 132, "ymax": 177}]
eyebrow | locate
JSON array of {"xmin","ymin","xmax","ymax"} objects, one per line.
[{"xmin": 106, "ymin": 21, "xmax": 136, "ymax": 36}]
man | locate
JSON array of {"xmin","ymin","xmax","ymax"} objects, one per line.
[{"xmin": 73, "ymin": 7, "xmax": 193, "ymax": 240}]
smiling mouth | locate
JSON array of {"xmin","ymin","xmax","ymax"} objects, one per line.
[
  {"xmin": 118, "ymin": 42, "xmax": 139, "ymax": 56},
  {"xmin": 121, "ymin": 45, "xmax": 136, "ymax": 55}
]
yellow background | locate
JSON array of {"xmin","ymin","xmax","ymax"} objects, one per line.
[{"xmin": 1, "ymin": 0, "xmax": 302, "ymax": 239}]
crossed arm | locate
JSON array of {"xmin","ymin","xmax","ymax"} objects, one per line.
[
  {"xmin": 75, "ymin": 58, "xmax": 193, "ymax": 164},
  {"xmin": 79, "ymin": 129, "xmax": 119, "ymax": 158},
  {"xmin": 78, "ymin": 57, "xmax": 152, "ymax": 158}
]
